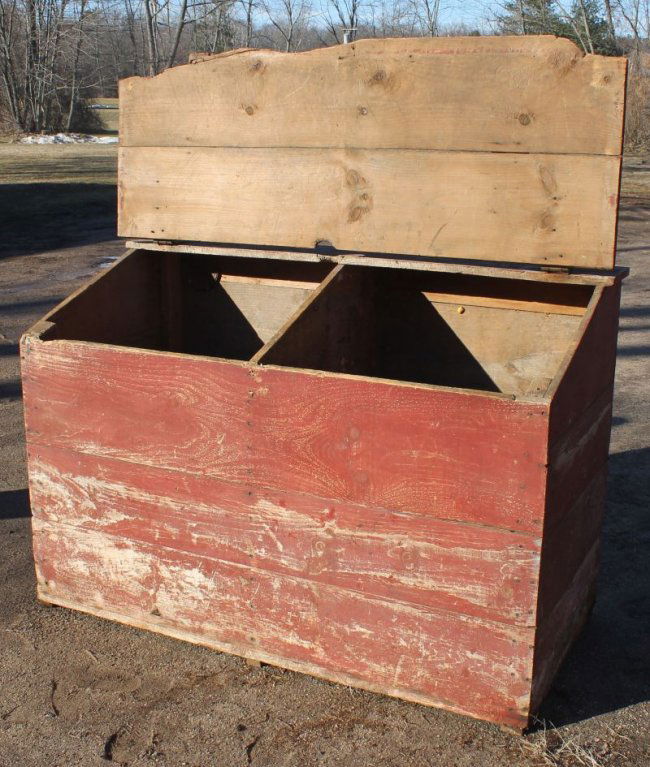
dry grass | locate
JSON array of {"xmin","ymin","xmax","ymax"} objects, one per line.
[
  {"xmin": 521, "ymin": 720, "xmax": 629, "ymax": 767},
  {"xmin": 0, "ymin": 142, "xmax": 117, "ymax": 256}
]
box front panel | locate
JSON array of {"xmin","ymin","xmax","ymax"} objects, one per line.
[{"xmin": 22, "ymin": 337, "xmax": 550, "ymax": 729}]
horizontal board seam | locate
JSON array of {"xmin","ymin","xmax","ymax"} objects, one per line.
[
  {"xmin": 119, "ymin": 144, "xmax": 622, "ymax": 159},
  {"xmin": 34, "ymin": 590, "xmax": 529, "ymax": 728},
  {"xmin": 32, "ymin": 516, "xmax": 538, "ymax": 635},
  {"xmin": 26, "ymin": 439, "xmax": 546, "ymax": 541},
  {"xmin": 25, "ymin": 337, "xmax": 523, "ymax": 403}
]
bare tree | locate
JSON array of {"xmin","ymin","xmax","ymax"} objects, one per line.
[
  {"xmin": 410, "ymin": 0, "xmax": 440, "ymax": 35},
  {"xmin": 321, "ymin": 0, "xmax": 363, "ymax": 43},
  {"xmin": 237, "ymin": 0, "xmax": 256, "ymax": 44},
  {"xmin": 262, "ymin": 0, "xmax": 311, "ymax": 51}
]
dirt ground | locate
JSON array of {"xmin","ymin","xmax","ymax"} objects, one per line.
[{"xmin": 0, "ymin": 144, "xmax": 648, "ymax": 767}]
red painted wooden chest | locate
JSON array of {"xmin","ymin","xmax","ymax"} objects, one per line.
[{"xmin": 21, "ymin": 36, "xmax": 628, "ymax": 730}]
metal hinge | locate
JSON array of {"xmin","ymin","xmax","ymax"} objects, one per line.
[{"xmin": 540, "ymin": 265, "xmax": 571, "ymax": 274}]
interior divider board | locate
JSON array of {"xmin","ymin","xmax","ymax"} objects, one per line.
[
  {"xmin": 119, "ymin": 37, "xmax": 626, "ymax": 156},
  {"xmin": 28, "ymin": 443, "xmax": 541, "ymax": 626},
  {"xmin": 250, "ymin": 264, "xmax": 370, "ymax": 369},
  {"xmin": 118, "ymin": 146, "xmax": 619, "ymax": 269}
]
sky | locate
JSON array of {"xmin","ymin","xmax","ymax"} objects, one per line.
[{"xmin": 438, "ymin": 1, "xmax": 493, "ymax": 30}]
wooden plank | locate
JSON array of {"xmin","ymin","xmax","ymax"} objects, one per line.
[
  {"xmin": 31, "ymin": 519, "xmax": 535, "ymax": 729},
  {"xmin": 530, "ymin": 541, "xmax": 600, "ymax": 713},
  {"xmin": 27, "ymin": 444, "xmax": 541, "ymax": 626},
  {"xmin": 253, "ymin": 265, "xmax": 377, "ymax": 374},
  {"xmin": 21, "ymin": 338, "xmax": 550, "ymax": 533},
  {"xmin": 220, "ymin": 274, "xmax": 320, "ymax": 290},
  {"xmin": 37, "ymin": 249, "xmax": 164, "ymax": 349},
  {"xmin": 120, "ymin": 37, "xmax": 626, "ymax": 156},
  {"xmin": 126, "ymin": 241, "xmax": 624, "ymax": 287},
  {"xmin": 548, "ymin": 281, "xmax": 622, "ymax": 439},
  {"xmin": 422, "ymin": 291, "xmax": 586, "ymax": 316},
  {"xmin": 117, "ymin": 146, "xmax": 619, "ymax": 269}
]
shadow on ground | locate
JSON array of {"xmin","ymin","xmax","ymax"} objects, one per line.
[
  {"xmin": 0, "ymin": 182, "xmax": 116, "ymax": 258},
  {"xmin": 0, "ymin": 489, "xmax": 30, "ymax": 520},
  {"xmin": 539, "ymin": 447, "xmax": 650, "ymax": 727}
]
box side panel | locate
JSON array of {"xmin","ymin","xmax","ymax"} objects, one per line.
[
  {"xmin": 21, "ymin": 339, "xmax": 549, "ymax": 534},
  {"xmin": 35, "ymin": 249, "xmax": 164, "ymax": 349},
  {"xmin": 531, "ymin": 282, "xmax": 622, "ymax": 712},
  {"xmin": 547, "ymin": 283, "xmax": 622, "ymax": 441}
]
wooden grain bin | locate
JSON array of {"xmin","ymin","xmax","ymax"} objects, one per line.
[{"xmin": 21, "ymin": 36, "xmax": 628, "ymax": 731}]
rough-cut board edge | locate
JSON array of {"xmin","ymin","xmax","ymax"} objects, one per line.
[
  {"xmin": 120, "ymin": 37, "xmax": 626, "ymax": 157},
  {"xmin": 35, "ymin": 589, "xmax": 530, "ymax": 732},
  {"xmin": 125, "ymin": 242, "xmax": 628, "ymax": 287},
  {"xmin": 22, "ymin": 319, "xmax": 525, "ymax": 404}
]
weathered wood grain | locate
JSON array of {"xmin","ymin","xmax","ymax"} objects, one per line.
[
  {"xmin": 120, "ymin": 37, "xmax": 626, "ymax": 156},
  {"xmin": 530, "ymin": 541, "xmax": 600, "ymax": 712},
  {"xmin": 125, "ymin": 241, "xmax": 625, "ymax": 287},
  {"xmin": 39, "ymin": 249, "xmax": 164, "ymax": 349},
  {"xmin": 537, "ymin": 468, "xmax": 607, "ymax": 627},
  {"xmin": 32, "ymin": 519, "xmax": 535, "ymax": 729},
  {"xmin": 21, "ymin": 338, "xmax": 549, "ymax": 533},
  {"xmin": 28, "ymin": 444, "xmax": 541, "ymax": 626},
  {"xmin": 548, "ymin": 281, "xmax": 622, "ymax": 438},
  {"xmin": 117, "ymin": 146, "xmax": 619, "ymax": 269}
]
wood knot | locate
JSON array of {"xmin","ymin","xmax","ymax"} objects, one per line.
[
  {"xmin": 345, "ymin": 169, "xmax": 365, "ymax": 188},
  {"xmin": 368, "ymin": 69, "xmax": 394, "ymax": 89},
  {"xmin": 241, "ymin": 103, "xmax": 257, "ymax": 116},
  {"xmin": 348, "ymin": 205, "xmax": 369, "ymax": 223},
  {"xmin": 517, "ymin": 113, "xmax": 531, "ymax": 126},
  {"xmin": 357, "ymin": 105, "xmax": 368, "ymax": 116}
]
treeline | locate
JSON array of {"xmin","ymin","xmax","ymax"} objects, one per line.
[{"xmin": 0, "ymin": 0, "xmax": 649, "ymax": 138}]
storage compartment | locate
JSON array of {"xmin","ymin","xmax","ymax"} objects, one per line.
[
  {"xmin": 257, "ymin": 265, "xmax": 594, "ymax": 398},
  {"xmin": 38, "ymin": 253, "xmax": 593, "ymax": 400},
  {"xmin": 42, "ymin": 249, "xmax": 333, "ymax": 360}
]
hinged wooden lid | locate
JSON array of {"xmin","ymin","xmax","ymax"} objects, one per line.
[{"xmin": 118, "ymin": 36, "xmax": 626, "ymax": 270}]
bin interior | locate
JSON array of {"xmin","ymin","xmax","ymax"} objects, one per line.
[
  {"xmin": 257, "ymin": 265, "xmax": 594, "ymax": 398},
  {"xmin": 41, "ymin": 250, "xmax": 594, "ymax": 398},
  {"xmin": 43, "ymin": 249, "xmax": 333, "ymax": 360}
]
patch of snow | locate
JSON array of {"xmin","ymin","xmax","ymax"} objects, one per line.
[
  {"xmin": 97, "ymin": 257, "xmax": 119, "ymax": 269},
  {"xmin": 19, "ymin": 132, "xmax": 118, "ymax": 145}
]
